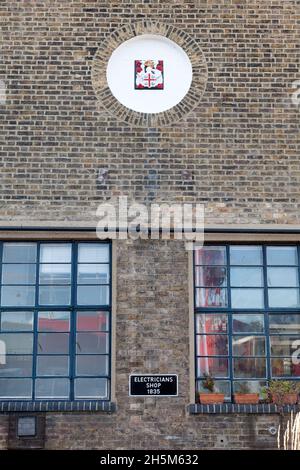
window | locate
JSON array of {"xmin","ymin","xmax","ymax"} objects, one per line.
[
  {"xmin": 0, "ymin": 242, "xmax": 111, "ymax": 401},
  {"xmin": 194, "ymin": 245, "xmax": 300, "ymax": 400}
]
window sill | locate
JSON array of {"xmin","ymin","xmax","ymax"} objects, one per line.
[
  {"xmin": 0, "ymin": 400, "xmax": 116, "ymax": 413},
  {"xmin": 188, "ymin": 403, "xmax": 300, "ymax": 414}
]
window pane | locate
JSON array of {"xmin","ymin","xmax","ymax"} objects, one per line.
[
  {"xmin": 76, "ymin": 355, "xmax": 108, "ymax": 376},
  {"xmin": 2, "ymin": 264, "xmax": 36, "ymax": 285},
  {"xmin": 39, "ymin": 286, "xmax": 71, "ymax": 306},
  {"xmin": 269, "ymin": 314, "xmax": 300, "ymax": 334},
  {"xmin": 78, "ymin": 244, "xmax": 109, "ymax": 263},
  {"xmin": 0, "ymin": 333, "xmax": 33, "ymax": 354},
  {"xmin": 76, "ymin": 332, "xmax": 109, "ymax": 354},
  {"xmin": 40, "ymin": 244, "xmax": 71, "ymax": 263},
  {"xmin": 37, "ymin": 333, "xmax": 69, "ymax": 354},
  {"xmin": 268, "ymin": 288, "xmax": 300, "ymax": 308},
  {"xmin": 194, "ymin": 246, "xmax": 226, "ymax": 266},
  {"xmin": 233, "ymin": 358, "xmax": 266, "ymax": 378},
  {"xmin": 232, "ymin": 314, "xmax": 264, "ymax": 333},
  {"xmin": 195, "ymin": 266, "xmax": 227, "ymax": 287},
  {"xmin": 37, "ymin": 356, "xmax": 69, "ymax": 376},
  {"xmin": 39, "ymin": 264, "xmax": 71, "ymax": 285},
  {"xmin": 0, "ymin": 378, "xmax": 32, "ymax": 398},
  {"xmin": 77, "ymin": 286, "xmax": 109, "ymax": 306},
  {"xmin": 267, "ymin": 246, "xmax": 298, "ymax": 266},
  {"xmin": 231, "ymin": 288, "xmax": 264, "ymax": 308},
  {"xmin": 196, "ymin": 335, "xmax": 228, "ymax": 356},
  {"xmin": 267, "ymin": 267, "xmax": 299, "ymax": 287},
  {"xmin": 270, "ymin": 335, "xmax": 300, "ymax": 356},
  {"xmin": 77, "ymin": 264, "xmax": 110, "ymax": 285},
  {"xmin": 35, "ymin": 378, "xmax": 69, "ymax": 399},
  {"xmin": 196, "ymin": 357, "xmax": 229, "ymax": 378},
  {"xmin": 1, "ymin": 312, "xmax": 33, "ymax": 331},
  {"xmin": 230, "ymin": 246, "xmax": 262, "ymax": 265},
  {"xmin": 271, "ymin": 358, "xmax": 300, "ymax": 377},
  {"xmin": 196, "ymin": 314, "xmax": 228, "ymax": 334},
  {"xmin": 0, "ymin": 355, "xmax": 32, "ymax": 377},
  {"xmin": 230, "ymin": 267, "xmax": 263, "ymax": 287},
  {"xmin": 2, "ymin": 243, "xmax": 36, "ymax": 263},
  {"xmin": 74, "ymin": 378, "xmax": 108, "ymax": 399},
  {"xmin": 38, "ymin": 312, "xmax": 70, "ymax": 332},
  {"xmin": 232, "ymin": 336, "xmax": 266, "ymax": 356},
  {"xmin": 196, "ymin": 379, "xmax": 230, "ymax": 398},
  {"xmin": 1, "ymin": 286, "xmax": 35, "ymax": 306},
  {"xmin": 233, "ymin": 380, "xmax": 266, "ymax": 396},
  {"xmin": 77, "ymin": 311, "xmax": 109, "ymax": 331},
  {"xmin": 195, "ymin": 288, "xmax": 227, "ymax": 308}
]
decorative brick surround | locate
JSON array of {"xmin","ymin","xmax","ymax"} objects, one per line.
[{"xmin": 91, "ymin": 21, "xmax": 208, "ymax": 127}]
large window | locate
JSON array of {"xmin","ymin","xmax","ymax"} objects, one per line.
[
  {"xmin": 194, "ymin": 245, "xmax": 300, "ymax": 400},
  {"xmin": 0, "ymin": 242, "xmax": 111, "ymax": 401}
]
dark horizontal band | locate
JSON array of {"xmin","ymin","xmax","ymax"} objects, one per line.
[
  {"xmin": 188, "ymin": 403, "xmax": 300, "ymax": 414},
  {"xmin": 0, "ymin": 400, "xmax": 116, "ymax": 413}
]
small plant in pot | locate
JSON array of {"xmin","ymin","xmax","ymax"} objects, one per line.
[
  {"xmin": 198, "ymin": 374, "xmax": 225, "ymax": 404},
  {"xmin": 233, "ymin": 382, "xmax": 259, "ymax": 404},
  {"xmin": 263, "ymin": 380, "xmax": 300, "ymax": 406}
]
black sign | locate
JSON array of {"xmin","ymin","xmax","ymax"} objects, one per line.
[{"xmin": 129, "ymin": 374, "xmax": 178, "ymax": 397}]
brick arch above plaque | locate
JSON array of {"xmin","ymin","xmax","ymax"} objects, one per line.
[{"xmin": 91, "ymin": 21, "xmax": 208, "ymax": 127}]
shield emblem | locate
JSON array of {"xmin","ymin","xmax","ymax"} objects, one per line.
[{"xmin": 135, "ymin": 60, "xmax": 164, "ymax": 90}]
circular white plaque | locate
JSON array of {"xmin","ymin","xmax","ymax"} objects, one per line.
[{"xmin": 106, "ymin": 34, "xmax": 193, "ymax": 114}]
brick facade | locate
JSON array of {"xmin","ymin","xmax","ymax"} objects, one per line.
[{"xmin": 0, "ymin": 0, "xmax": 299, "ymax": 450}]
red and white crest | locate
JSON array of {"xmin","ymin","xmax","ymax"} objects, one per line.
[{"xmin": 135, "ymin": 60, "xmax": 164, "ymax": 90}]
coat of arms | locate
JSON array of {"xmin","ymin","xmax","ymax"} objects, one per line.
[{"xmin": 135, "ymin": 60, "xmax": 164, "ymax": 90}]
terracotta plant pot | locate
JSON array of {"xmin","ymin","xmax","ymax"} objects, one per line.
[
  {"xmin": 234, "ymin": 393, "xmax": 259, "ymax": 404},
  {"xmin": 199, "ymin": 393, "xmax": 225, "ymax": 404},
  {"xmin": 271, "ymin": 393, "xmax": 298, "ymax": 405}
]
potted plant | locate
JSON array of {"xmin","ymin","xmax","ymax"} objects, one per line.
[
  {"xmin": 198, "ymin": 374, "xmax": 225, "ymax": 404},
  {"xmin": 263, "ymin": 380, "xmax": 300, "ymax": 406},
  {"xmin": 233, "ymin": 382, "xmax": 259, "ymax": 404}
]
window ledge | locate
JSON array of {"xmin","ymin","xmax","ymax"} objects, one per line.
[
  {"xmin": 0, "ymin": 400, "xmax": 116, "ymax": 413},
  {"xmin": 188, "ymin": 403, "xmax": 300, "ymax": 414}
]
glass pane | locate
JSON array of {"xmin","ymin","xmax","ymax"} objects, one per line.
[
  {"xmin": 268, "ymin": 288, "xmax": 300, "ymax": 308},
  {"xmin": 76, "ymin": 355, "xmax": 108, "ymax": 376},
  {"xmin": 76, "ymin": 332, "xmax": 109, "ymax": 354},
  {"xmin": 39, "ymin": 286, "xmax": 71, "ymax": 306},
  {"xmin": 270, "ymin": 335, "xmax": 300, "ymax": 356},
  {"xmin": 1, "ymin": 312, "xmax": 33, "ymax": 331},
  {"xmin": 267, "ymin": 267, "xmax": 299, "ymax": 287},
  {"xmin": 39, "ymin": 264, "xmax": 71, "ymax": 284},
  {"xmin": 37, "ymin": 356, "xmax": 69, "ymax": 376},
  {"xmin": 40, "ymin": 244, "xmax": 71, "ymax": 263},
  {"xmin": 233, "ymin": 358, "xmax": 266, "ymax": 378},
  {"xmin": 196, "ymin": 314, "xmax": 227, "ymax": 334},
  {"xmin": 233, "ymin": 380, "xmax": 266, "ymax": 396},
  {"xmin": 75, "ymin": 378, "xmax": 108, "ymax": 399},
  {"xmin": 271, "ymin": 358, "xmax": 300, "ymax": 378},
  {"xmin": 194, "ymin": 246, "xmax": 226, "ymax": 266},
  {"xmin": 0, "ymin": 378, "xmax": 32, "ymax": 398},
  {"xmin": 267, "ymin": 246, "xmax": 298, "ymax": 266},
  {"xmin": 78, "ymin": 244, "xmax": 109, "ymax": 263},
  {"xmin": 2, "ymin": 243, "xmax": 36, "ymax": 263},
  {"xmin": 0, "ymin": 333, "xmax": 33, "ymax": 354},
  {"xmin": 232, "ymin": 314, "xmax": 264, "ymax": 333},
  {"xmin": 269, "ymin": 314, "xmax": 300, "ymax": 334},
  {"xmin": 231, "ymin": 288, "xmax": 264, "ymax": 308},
  {"xmin": 35, "ymin": 378, "xmax": 69, "ymax": 399},
  {"xmin": 77, "ymin": 311, "xmax": 109, "ymax": 331},
  {"xmin": 232, "ymin": 336, "xmax": 266, "ymax": 356},
  {"xmin": 0, "ymin": 355, "xmax": 32, "ymax": 377},
  {"xmin": 37, "ymin": 333, "xmax": 69, "ymax": 354},
  {"xmin": 230, "ymin": 267, "xmax": 263, "ymax": 287},
  {"xmin": 195, "ymin": 288, "xmax": 227, "ymax": 308},
  {"xmin": 77, "ymin": 286, "xmax": 109, "ymax": 306},
  {"xmin": 196, "ymin": 357, "xmax": 229, "ymax": 378},
  {"xmin": 230, "ymin": 246, "xmax": 262, "ymax": 266},
  {"xmin": 195, "ymin": 266, "xmax": 226, "ymax": 287},
  {"xmin": 196, "ymin": 379, "xmax": 230, "ymax": 398},
  {"xmin": 38, "ymin": 312, "xmax": 70, "ymax": 332},
  {"xmin": 77, "ymin": 264, "xmax": 110, "ymax": 285},
  {"xmin": 2, "ymin": 264, "xmax": 36, "ymax": 285},
  {"xmin": 1, "ymin": 286, "xmax": 35, "ymax": 306},
  {"xmin": 196, "ymin": 335, "xmax": 228, "ymax": 356}
]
